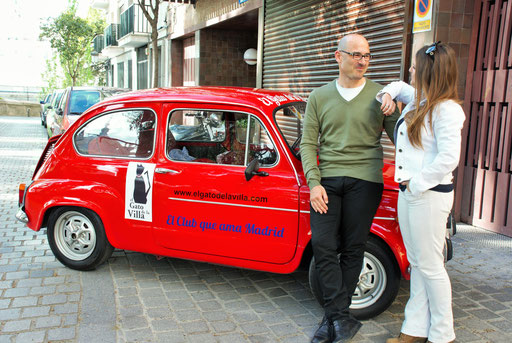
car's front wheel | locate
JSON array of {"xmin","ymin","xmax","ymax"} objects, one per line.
[
  {"xmin": 47, "ymin": 207, "xmax": 114, "ymax": 271},
  {"xmin": 308, "ymin": 235, "xmax": 401, "ymax": 320}
]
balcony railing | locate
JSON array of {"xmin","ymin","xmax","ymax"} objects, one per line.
[
  {"xmin": 93, "ymin": 35, "xmax": 104, "ymax": 53},
  {"xmin": 120, "ymin": 4, "xmax": 150, "ymax": 39},
  {"xmin": 104, "ymin": 24, "xmax": 120, "ymax": 47}
]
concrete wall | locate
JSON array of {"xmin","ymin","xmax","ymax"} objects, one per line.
[
  {"xmin": 0, "ymin": 99, "xmax": 41, "ymax": 117},
  {"xmin": 168, "ymin": 0, "xmax": 262, "ymax": 39}
]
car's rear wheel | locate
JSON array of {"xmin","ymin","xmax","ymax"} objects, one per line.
[
  {"xmin": 47, "ymin": 207, "xmax": 114, "ymax": 270},
  {"xmin": 308, "ymin": 235, "xmax": 401, "ymax": 320}
]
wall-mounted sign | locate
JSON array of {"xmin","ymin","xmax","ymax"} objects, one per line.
[
  {"xmin": 239, "ymin": 0, "xmax": 249, "ymax": 3},
  {"xmin": 413, "ymin": 0, "xmax": 433, "ymax": 33}
]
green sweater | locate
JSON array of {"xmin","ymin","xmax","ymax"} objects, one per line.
[{"xmin": 300, "ymin": 79, "xmax": 399, "ymax": 188}]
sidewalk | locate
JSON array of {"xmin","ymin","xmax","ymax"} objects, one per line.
[{"xmin": 0, "ymin": 117, "xmax": 511, "ymax": 342}]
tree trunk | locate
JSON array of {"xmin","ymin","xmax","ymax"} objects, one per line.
[
  {"xmin": 151, "ymin": 24, "xmax": 159, "ymax": 88},
  {"xmin": 139, "ymin": 0, "xmax": 161, "ymax": 89}
]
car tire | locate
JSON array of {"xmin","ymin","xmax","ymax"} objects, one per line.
[
  {"xmin": 308, "ymin": 235, "xmax": 401, "ymax": 320},
  {"xmin": 47, "ymin": 207, "xmax": 114, "ymax": 271}
]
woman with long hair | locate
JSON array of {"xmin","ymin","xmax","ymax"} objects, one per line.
[{"xmin": 378, "ymin": 42, "xmax": 465, "ymax": 343}]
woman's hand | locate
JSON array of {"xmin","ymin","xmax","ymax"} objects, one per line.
[
  {"xmin": 310, "ymin": 185, "xmax": 329, "ymax": 214},
  {"xmin": 401, "ymin": 180, "xmax": 410, "ymax": 191},
  {"xmin": 380, "ymin": 93, "xmax": 396, "ymax": 116}
]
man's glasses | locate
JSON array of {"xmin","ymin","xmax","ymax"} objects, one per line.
[
  {"xmin": 425, "ymin": 41, "xmax": 441, "ymax": 59},
  {"xmin": 338, "ymin": 50, "xmax": 372, "ymax": 61}
]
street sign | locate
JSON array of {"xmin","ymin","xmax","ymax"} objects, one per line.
[{"xmin": 413, "ymin": 0, "xmax": 433, "ymax": 33}]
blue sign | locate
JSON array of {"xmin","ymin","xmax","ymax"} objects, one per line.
[{"xmin": 239, "ymin": 0, "xmax": 249, "ymax": 3}]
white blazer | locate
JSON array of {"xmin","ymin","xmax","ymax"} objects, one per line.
[{"xmin": 376, "ymin": 81, "xmax": 466, "ymax": 197}]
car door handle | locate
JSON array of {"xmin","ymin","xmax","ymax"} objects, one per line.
[{"xmin": 155, "ymin": 168, "xmax": 179, "ymax": 174}]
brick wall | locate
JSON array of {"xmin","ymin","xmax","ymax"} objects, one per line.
[
  {"xmin": 198, "ymin": 29, "xmax": 257, "ymax": 87},
  {"xmin": 170, "ymin": 39, "xmax": 184, "ymax": 87},
  {"xmin": 435, "ymin": 0, "xmax": 474, "ymax": 100}
]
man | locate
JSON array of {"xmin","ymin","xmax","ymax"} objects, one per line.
[{"xmin": 301, "ymin": 34, "xmax": 399, "ymax": 343}]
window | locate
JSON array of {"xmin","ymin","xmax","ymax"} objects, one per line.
[
  {"xmin": 167, "ymin": 110, "xmax": 277, "ymax": 166},
  {"xmin": 117, "ymin": 62, "xmax": 125, "ymax": 88},
  {"xmin": 69, "ymin": 91, "xmax": 101, "ymax": 115},
  {"xmin": 74, "ymin": 109, "xmax": 156, "ymax": 158},
  {"xmin": 273, "ymin": 102, "xmax": 306, "ymax": 159}
]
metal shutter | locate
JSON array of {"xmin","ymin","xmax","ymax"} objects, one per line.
[{"xmin": 263, "ymin": 0, "xmax": 405, "ymax": 160}]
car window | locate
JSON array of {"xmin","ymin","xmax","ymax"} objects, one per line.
[
  {"xmin": 69, "ymin": 91, "xmax": 101, "ymax": 115},
  {"xmin": 52, "ymin": 91, "xmax": 64, "ymax": 108},
  {"xmin": 273, "ymin": 102, "xmax": 306, "ymax": 159},
  {"xmin": 74, "ymin": 109, "xmax": 156, "ymax": 159},
  {"xmin": 167, "ymin": 110, "xmax": 277, "ymax": 166}
]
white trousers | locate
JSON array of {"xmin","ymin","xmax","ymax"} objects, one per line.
[{"xmin": 398, "ymin": 190, "xmax": 456, "ymax": 343}]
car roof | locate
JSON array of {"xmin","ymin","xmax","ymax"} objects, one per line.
[{"xmin": 96, "ymin": 86, "xmax": 305, "ymax": 110}]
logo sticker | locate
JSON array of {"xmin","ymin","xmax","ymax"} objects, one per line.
[{"xmin": 125, "ymin": 162, "xmax": 155, "ymax": 222}]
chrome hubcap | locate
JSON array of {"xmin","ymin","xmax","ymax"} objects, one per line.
[
  {"xmin": 350, "ymin": 252, "xmax": 387, "ymax": 309},
  {"xmin": 54, "ymin": 211, "xmax": 96, "ymax": 261}
]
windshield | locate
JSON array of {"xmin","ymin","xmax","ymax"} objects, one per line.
[
  {"xmin": 69, "ymin": 90, "xmax": 101, "ymax": 115},
  {"xmin": 273, "ymin": 102, "xmax": 306, "ymax": 159}
]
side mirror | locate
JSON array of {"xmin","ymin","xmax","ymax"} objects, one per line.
[
  {"xmin": 244, "ymin": 159, "xmax": 269, "ymax": 181},
  {"xmin": 47, "ymin": 105, "xmax": 53, "ymax": 110}
]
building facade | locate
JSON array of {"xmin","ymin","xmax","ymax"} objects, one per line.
[{"xmin": 91, "ymin": 0, "xmax": 512, "ymax": 237}]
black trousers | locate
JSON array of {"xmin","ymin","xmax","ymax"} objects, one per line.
[{"xmin": 310, "ymin": 176, "xmax": 383, "ymax": 320}]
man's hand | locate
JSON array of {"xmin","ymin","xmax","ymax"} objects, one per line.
[
  {"xmin": 380, "ymin": 93, "xmax": 396, "ymax": 116},
  {"xmin": 310, "ymin": 185, "xmax": 328, "ymax": 214}
]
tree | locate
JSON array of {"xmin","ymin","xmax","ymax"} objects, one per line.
[
  {"xmin": 40, "ymin": 2, "xmax": 105, "ymax": 87},
  {"xmin": 40, "ymin": 54, "xmax": 61, "ymax": 97},
  {"xmin": 139, "ymin": 0, "xmax": 165, "ymax": 88}
]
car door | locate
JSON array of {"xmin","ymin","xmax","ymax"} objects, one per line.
[{"xmin": 152, "ymin": 103, "xmax": 300, "ymax": 264}]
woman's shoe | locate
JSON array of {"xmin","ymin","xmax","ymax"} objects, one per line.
[{"xmin": 386, "ymin": 333, "xmax": 428, "ymax": 343}]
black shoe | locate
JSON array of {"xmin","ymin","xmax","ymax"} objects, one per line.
[
  {"xmin": 311, "ymin": 316, "xmax": 333, "ymax": 343},
  {"xmin": 331, "ymin": 317, "xmax": 362, "ymax": 343}
]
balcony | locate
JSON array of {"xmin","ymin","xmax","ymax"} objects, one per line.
[
  {"xmin": 102, "ymin": 24, "xmax": 124, "ymax": 58},
  {"xmin": 91, "ymin": 35, "xmax": 107, "ymax": 63},
  {"xmin": 118, "ymin": 4, "xmax": 151, "ymax": 48},
  {"xmin": 93, "ymin": 35, "xmax": 104, "ymax": 53}
]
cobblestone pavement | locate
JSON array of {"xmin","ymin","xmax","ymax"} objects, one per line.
[{"xmin": 1, "ymin": 116, "xmax": 511, "ymax": 343}]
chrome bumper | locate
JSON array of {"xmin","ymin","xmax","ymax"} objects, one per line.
[{"xmin": 15, "ymin": 207, "xmax": 28, "ymax": 223}]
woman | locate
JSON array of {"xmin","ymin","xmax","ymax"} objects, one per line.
[{"xmin": 378, "ymin": 42, "xmax": 465, "ymax": 343}]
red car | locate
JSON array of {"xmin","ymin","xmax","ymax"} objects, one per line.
[{"xmin": 17, "ymin": 87, "xmax": 412, "ymax": 319}]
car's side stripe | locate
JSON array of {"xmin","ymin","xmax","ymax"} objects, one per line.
[
  {"xmin": 168, "ymin": 197, "xmax": 297, "ymax": 212},
  {"xmin": 298, "ymin": 210, "xmax": 395, "ymax": 221}
]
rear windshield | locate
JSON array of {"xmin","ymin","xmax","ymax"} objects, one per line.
[{"xmin": 69, "ymin": 91, "xmax": 101, "ymax": 115}]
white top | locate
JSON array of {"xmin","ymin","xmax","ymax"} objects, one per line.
[
  {"xmin": 336, "ymin": 79, "xmax": 366, "ymax": 101},
  {"xmin": 376, "ymin": 81, "xmax": 466, "ymax": 197}
]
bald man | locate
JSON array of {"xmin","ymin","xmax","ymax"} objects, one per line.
[{"xmin": 301, "ymin": 34, "xmax": 400, "ymax": 343}]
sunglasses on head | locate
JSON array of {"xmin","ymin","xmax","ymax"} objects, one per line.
[{"xmin": 425, "ymin": 41, "xmax": 441, "ymax": 59}]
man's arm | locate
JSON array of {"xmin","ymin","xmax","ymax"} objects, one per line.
[
  {"xmin": 383, "ymin": 105, "xmax": 400, "ymax": 144},
  {"xmin": 300, "ymin": 92, "xmax": 329, "ymax": 214},
  {"xmin": 300, "ymin": 93, "xmax": 321, "ymax": 189}
]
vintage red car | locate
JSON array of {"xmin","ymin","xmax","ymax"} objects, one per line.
[{"xmin": 17, "ymin": 86, "xmax": 414, "ymax": 319}]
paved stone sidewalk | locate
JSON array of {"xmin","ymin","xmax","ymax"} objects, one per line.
[{"xmin": 0, "ymin": 117, "xmax": 511, "ymax": 342}]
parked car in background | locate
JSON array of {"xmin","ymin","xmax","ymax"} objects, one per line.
[
  {"xmin": 45, "ymin": 89, "xmax": 65, "ymax": 137},
  {"xmin": 47, "ymin": 86, "xmax": 129, "ymax": 138},
  {"xmin": 16, "ymin": 87, "xmax": 453, "ymax": 319},
  {"xmin": 39, "ymin": 93, "xmax": 53, "ymax": 128}
]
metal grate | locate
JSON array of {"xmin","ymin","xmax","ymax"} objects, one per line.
[{"xmin": 263, "ymin": 0, "xmax": 405, "ymax": 161}]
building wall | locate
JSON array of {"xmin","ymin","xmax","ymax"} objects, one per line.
[
  {"xmin": 435, "ymin": 0, "xmax": 474, "ymax": 100},
  {"xmin": 198, "ymin": 29, "xmax": 257, "ymax": 87}
]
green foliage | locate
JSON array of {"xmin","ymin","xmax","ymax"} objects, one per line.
[
  {"xmin": 39, "ymin": 1, "xmax": 106, "ymax": 87},
  {"xmin": 40, "ymin": 54, "xmax": 61, "ymax": 97}
]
